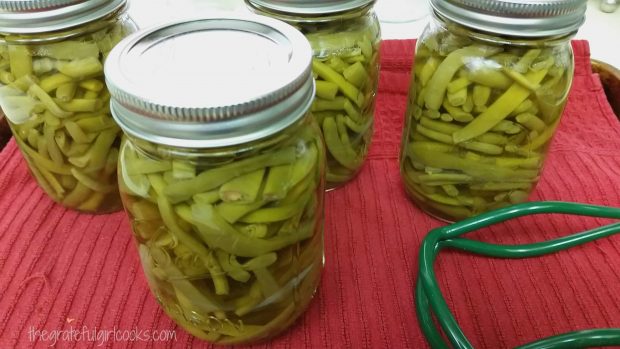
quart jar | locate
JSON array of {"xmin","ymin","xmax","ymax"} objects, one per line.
[
  {"xmin": 246, "ymin": 0, "xmax": 381, "ymax": 189},
  {"xmin": 0, "ymin": 0, "xmax": 136, "ymax": 213},
  {"xmin": 399, "ymin": 0, "xmax": 586, "ymax": 221},
  {"xmin": 105, "ymin": 16, "xmax": 326, "ymax": 345}
]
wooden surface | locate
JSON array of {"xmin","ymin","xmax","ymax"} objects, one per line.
[
  {"xmin": 592, "ymin": 59, "xmax": 620, "ymax": 120},
  {"xmin": 0, "ymin": 114, "xmax": 9, "ymax": 151}
]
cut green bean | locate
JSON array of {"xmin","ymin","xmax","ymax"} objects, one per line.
[
  {"xmin": 165, "ymin": 147, "xmax": 296, "ymax": 204},
  {"xmin": 453, "ymin": 69, "xmax": 548, "ymax": 143},
  {"xmin": 312, "ymin": 97, "xmax": 346, "ymax": 112},
  {"xmin": 8, "ymin": 45, "xmax": 32, "ymax": 78},
  {"xmin": 315, "ymin": 80, "xmax": 339, "ymax": 100},
  {"xmin": 472, "ymin": 85, "xmax": 491, "ymax": 107},
  {"xmin": 216, "ymin": 201, "xmax": 266, "ymax": 224},
  {"xmin": 343, "ymin": 61, "xmax": 368, "ymax": 88},
  {"xmin": 425, "ymin": 45, "xmax": 500, "ymax": 110},
  {"xmin": 515, "ymin": 112, "xmax": 546, "ymax": 132},
  {"xmin": 447, "ymin": 77, "xmax": 471, "ymax": 94},
  {"xmin": 447, "ymin": 88, "xmax": 467, "ymax": 106},
  {"xmin": 57, "ymin": 57, "xmax": 103, "ymax": 78},
  {"xmin": 39, "ymin": 73, "xmax": 73, "ymax": 93},
  {"xmin": 322, "ymin": 116, "xmax": 361, "ymax": 170},
  {"xmin": 312, "ymin": 60, "xmax": 364, "ymax": 108},
  {"xmin": 513, "ymin": 49, "xmax": 541, "ymax": 73},
  {"xmin": 465, "ymin": 66, "xmax": 512, "ymax": 90},
  {"xmin": 219, "ymin": 168, "xmax": 264, "ymax": 203},
  {"xmin": 56, "ymin": 82, "xmax": 77, "ymax": 102}
]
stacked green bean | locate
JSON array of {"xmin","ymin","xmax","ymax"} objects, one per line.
[
  {"xmin": 0, "ymin": 20, "xmax": 133, "ymax": 212},
  {"xmin": 302, "ymin": 18, "xmax": 381, "ymax": 188},
  {"xmin": 400, "ymin": 31, "xmax": 573, "ymax": 221},
  {"xmin": 119, "ymin": 123, "xmax": 325, "ymax": 344}
]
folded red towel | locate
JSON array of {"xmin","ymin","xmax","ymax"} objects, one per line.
[{"xmin": 0, "ymin": 40, "xmax": 619, "ymax": 349}]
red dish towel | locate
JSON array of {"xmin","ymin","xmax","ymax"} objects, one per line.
[{"xmin": 1, "ymin": 40, "xmax": 619, "ymax": 349}]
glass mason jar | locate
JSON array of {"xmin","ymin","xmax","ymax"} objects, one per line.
[
  {"xmin": 105, "ymin": 16, "xmax": 326, "ymax": 344},
  {"xmin": 399, "ymin": 0, "xmax": 587, "ymax": 221},
  {"xmin": 246, "ymin": 0, "xmax": 381, "ymax": 189},
  {"xmin": 0, "ymin": 0, "xmax": 136, "ymax": 213}
]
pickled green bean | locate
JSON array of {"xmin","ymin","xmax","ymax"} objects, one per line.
[
  {"xmin": 515, "ymin": 112, "xmax": 546, "ymax": 132},
  {"xmin": 219, "ymin": 168, "xmax": 264, "ymax": 203},
  {"xmin": 503, "ymin": 68, "xmax": 541, "ymax": 91},
  {"xmin": 322, "ymin": 116, "xmax": 361, "ymax": 170},
  {"xmin": 263, "ymin": 165, "xmax": 293, "ymax": 201},
  {"xmin": 149, "ymin": 250, "xmax": 221, "ymax": 313},
  {"xmin": 447, "ymin": 88, "xmax": 467, "ymax": 106},
  {"xmin": 178, "ymin": 204, "xmax": 314, "ymax": 257},
  {"xmin": 343, "ymin": 61, "xmax": 368, "ymax": 88},
  {"xmin": 56, "ymin": 82, "xmax": 77, "ymax": 101},
  {"xmin": 312, "ymin": 60, "xmax": 364, "ymax": 108},
  {"xmin": 8, "ymin": 45, "xmax": 32, "ymax": 78},
  {"xmin": 240, "ymin": 191, "xmax": 311, "ymax": 223},
  {"xmin": 193, "ymin": 190, "xmax": 221, "ymax": 205},
  {"xmin": 447, "ymin": 77, "xmax": 470, "ymax": 94},
  {"xmin": 62, "ymin": 182, "xmax": 92, "ymax": 207},
  {"xmin": 312, "ymin": 97, "xmax": 346, "ymax": 112},
  {"xmin": 0, "ymin": 70, "xmax": 14, "ymax": 85},
  {"xmin": 409, "ymin": 142, "xmax": 538, "ymax": 182},
  {"xmin": 513, "ymin": 49, "xmax": 541, "ymax": 73},
  {"xmin": 39, "ymin": 73, "xmax": 72, "ymax": 93},
  {"xmin": 28, "ymin": 83, "xmax": 73, "ymax": 118},
  {"xmin": 216, "ymin": 250, "xmax": 251, "ymax": 283},
  {"xmin": 215, "ymin": 201, "xmax": 266, "ymax": 224},
  {"xmin": 425, "ymin": 45, "xmax": 500, "ymax": 110},
  {"xmin": 465, "ymin": 66, "xmax": 512, "ymax": 89},
  {"xmin": 57, "ymin": 57, "xmax": 103, "ymax": 78},
  {"xmin": 315, "ymin": 80, "xmax": 338, "ymax": 100},
  {"xmin": 453, "ymin": 69, "xmax": 548, "ymax": 143},
  {"xmin": 442, "ymin": 101, "xmax": 473, "ymax": 122},
  {"xmin": 79, "ymin": 79, "xmax": 104, "ymax": 92},
  {"xmin": 472, "ymin": 85, "xmax": 491, "ymax": 107},
  {"xmin": 164, "ymin": 147, "xmax": 296, "ymax": 204},
  {"xmin": 70, "ymin": 168, "xmax": 115, "ymax": 193},
  {"xmin": 37, "ymin": 41, "xmax": 99, "ymax": 60}
]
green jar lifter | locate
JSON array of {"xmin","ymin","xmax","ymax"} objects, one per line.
[
  {"xmin": 246, "ymin": 0, "xmax": 382, "ymax": 189},
  {"xmin": 0, "ymin": 0, "xmax": 137, "ymax": 213},
  {"xmin": 105, "ymin": 16, "xmax": 326, "ymax": 345},
  {"xmin": 399, "ymin": 0, "xmax": 587, "ymax": 221}
]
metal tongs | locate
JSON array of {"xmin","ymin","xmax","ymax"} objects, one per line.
[{"xmin": 416, "ymin": 201, "xmax": 620, "ymax": 349}]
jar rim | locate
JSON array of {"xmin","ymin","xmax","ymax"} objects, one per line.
[
  {"xmin": 429, "ymin": 0, "xmax": 586, "ymax": 38},
  {"xmin": 245, "ymin": 0, "xmax": 375, "ymax": 16},
  {"xmin": 0, "ymin": 0, "xmax": 126, "ymax": 34}
]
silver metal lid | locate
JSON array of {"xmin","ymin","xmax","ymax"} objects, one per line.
[
  {"xmin": 105, "ymin": 15, "xmax": 314, "ymax": 148},
  {"xmin": 0, "ymin": 0, "xmax": 126, "ymax": 34},
  {"xmin": 430, "ymin": 0, "xmax": 587, "ymax": 37},
  {"xmin": 246, "ymin": 0, "xmax": 375, "ymax": 15}
]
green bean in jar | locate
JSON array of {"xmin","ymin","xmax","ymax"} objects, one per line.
[
  {"xmin": 399, "ymin": 0, "xmax": 585, "ymax": 221},
  {"xmin": 246, "ymin": 0, "xmax": 381, "ymax": 189},
  {"xmin": 0, "ymin": 0, "xmax": 137, "ymax": 213},
  {"xmin": 105, "ymin": 16, "xmax": 325, "ymax": 344}
]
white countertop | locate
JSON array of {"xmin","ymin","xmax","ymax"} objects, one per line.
[{"xmin": 128, "ymin": 0, "xmax": 620, "ymax": 67}]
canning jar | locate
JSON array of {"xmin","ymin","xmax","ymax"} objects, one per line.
[
  {"xmin": 399, "ymin": 0, "xmax": 586, "ymax": 221},
  {"xmin": 0, "ymin": 0, "xmax": 136, "ymax": 213},
  {"xmin": 246, "ymin": 0, "xmax": 381, "ymax": 189},
  {"xmin": 105, "ymin": 16, "xmax": 325, "ymax": 344}
]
